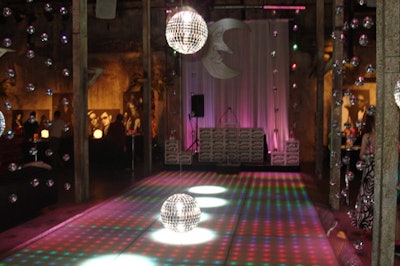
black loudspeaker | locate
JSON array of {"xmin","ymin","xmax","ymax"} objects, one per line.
[{"xmin": 191, "ymin": 94, "xmax": 204, "ymax": 117}]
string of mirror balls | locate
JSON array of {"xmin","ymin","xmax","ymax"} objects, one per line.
[
  {"xmin": 270, "ymin": 28, "xmax": 280, "ymax": 137},
  {"xmin": 1, "ymin": 3, "xmax": 94, "ymax": 205},
  {"xmin": 332, "ymin": 4, "xmax": 375, "ymax": 84},
  {"xmin": 8, "ymin": 179, "xmax": 71, "ymax": 204},
  {"xmin": 330, "ymin": 106, "xmax": 376, "ymax": 206},
  {"xmin": 330, "ymin": 4, "xmax": 376, "ymax": 209},
  {"xmin": 2, "ymin": 3, "xmax": 71, "ymax": 97},
  {"xmin": 0, "ymin": 109, "xmax": 72, "ymax": 204},
  {"xmin": 353, "ymin": 0, "xmax": 382, "ymax": 251}
]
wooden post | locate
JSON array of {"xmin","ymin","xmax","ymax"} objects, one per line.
[
  {"xmin": 373, "ymin": 1, "xmax": 399, "ymax": 264},
  {"xmin": 72, "ymin": 0, "xmax": 89, "ymax": 203},
  {"xmin": 315, "ymin": 0, "xmax": 324, "ymax": 180},
  {"xmin": 142, "ymin": 0, "xmax": 152, "ymax": 176},
  {"xmin": 329, "ymin": 0, "xmax": 343, "ymax": 210}
]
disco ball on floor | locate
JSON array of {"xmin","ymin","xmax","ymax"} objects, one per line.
[
  {"xmin": 165, "ymin": 7, "xmax": 208, "ymax": 54},
  {"xmin": 160, "ymin": 193, "xmax": 201, "ymax": 233}
]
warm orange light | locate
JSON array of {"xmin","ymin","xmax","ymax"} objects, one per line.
[
  {"xmin": 40, "ymin": 130, "xmax": 49, "ymax": 139},
  {"xmin": 93, "ymin": 129, "xmax": 103, "ymax": 139}
]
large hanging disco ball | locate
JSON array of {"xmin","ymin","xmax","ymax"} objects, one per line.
[
  {"xmin": 0, "ymin": 111, "xmax": 5, "ymax": 136},
  {"xmin": 160, "ymin": 193, "xmax": 201, "ymax": 233},
  {"xmin": 394, "ymin": 80, "xmax": 400, "ymax": 109},
  {"xmin": 165, "ymin": 7, "xmax": 208, "ymax": 55}
]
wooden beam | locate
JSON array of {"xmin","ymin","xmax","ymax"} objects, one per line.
[
  {"xmin": 373, "ymin": 0, "xmax": 399, "ymax": 264},
  {"xmin": 142, "ymin": 0, "xmax": 152, "ymax": 176},
  {"xmin": 72, "ymin": 0, "xmax": 89, "ymax": 203},
  {"xmin": 315, "ymin": 0, "xmax": 324, "ymax": 179},
  {"xmin": 329, "ymin": 0, "xmax": 343, "ymax": 210}
]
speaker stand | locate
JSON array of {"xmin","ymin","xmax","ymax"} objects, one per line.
[{"xmin": 186, "ymin": 116, "xmax": 199, "ymax": 153}]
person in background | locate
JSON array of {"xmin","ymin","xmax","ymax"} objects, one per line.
[
  {"xmin": 13, "ymin": 111, "xmax": 23, "ymax": 136},
  {"xmin": 122, "ymin": 111, "xmax": 131, "ymax": 134},
  {"xmin": 356, "ymin": 94, "xmax": 368, "ymax": 122},
  {"xmin": 23, "ymin": 111, "xmax": 39, "ymax": 141},
  {"xmin": 351, "ymin": 105, "xmax": 376, "ymax": 239},
  {"xmin": 38, "ymin": 114, "xmax": 48, "ymax": 133},
  {"xmin": 342, "ymin": 95, "xmax": 353, "ymax": 131},
  {"xmin": 49, "ymin": 110, "xmax": 65, "ymax": 169},
  {"xmin": 57, "ymin": 96, "xmax": 73, "ymax": 125},
  {"xmin": 350, "ymin": 93, "xmax": 369, "ymax": 130},
  {"xmin": 88, "ymin": 111, "xmax": 101, "ymax": 135},
  {"xmin": 100, "ymin": 111, "xmax": 112, "ymax": 136},
  {"xmin": 105, "ymin": 113, "xmax": 126, "ymax": 170}
]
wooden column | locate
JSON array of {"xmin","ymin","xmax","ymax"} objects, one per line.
[
  {"xmin": 373, "ymin": 1, "xmax": 399, "ymax": 264},
  {"xmin": 315, "ymin": 0, "xmax": 324, "ymax": 180},
  {"xmin": 329, "ymin": 0, "xmax": 344, "ymax": 210},
  {"xmin": 72, "ymin": 0, "xmax": 89, "ymax": 203},
  {"xmin": 142, "ymin": 0, "xmax": 152, "ymax": 176}
]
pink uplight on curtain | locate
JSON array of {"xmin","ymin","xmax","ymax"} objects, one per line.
[{"xmin": 182, "ymin": 19, "xmax": 290, "ymax": 153}]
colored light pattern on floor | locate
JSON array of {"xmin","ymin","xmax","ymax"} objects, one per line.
[{"xmin": 0, "ymin": 171, "xmax": 338, "ymax": 266}]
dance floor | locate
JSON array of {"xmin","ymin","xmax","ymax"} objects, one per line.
[{"xmin": 0, "ymin": 171, "xmax": 338, "ymax": 266}]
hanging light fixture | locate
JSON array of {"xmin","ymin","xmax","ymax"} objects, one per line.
[
  {"xmin": 165, "ymin": 6, "xmax": 208, "ymax": 54},
  {"xmin": 0, "ymin": 111, "xmax": 5, "ymax": 136}
]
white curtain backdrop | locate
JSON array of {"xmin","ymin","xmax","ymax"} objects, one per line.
[{"xmin": 182, "ymin": 19, "xmax": 289, "ymax": 153}]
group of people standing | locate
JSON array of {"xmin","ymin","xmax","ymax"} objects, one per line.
[
  {"xmin": 88, "ymin": 110, "xmax": 113, "ymax": 136},
  {"xmin": 14, "ymin": 109, "xmax": 127, "ymax": 171},
  {"xmin": 13, "ymin": 110, "xmax": 67, "ymax": 169},
  {"xmin": 342, "ymin": 93, "xmax": 369, "ymax": 136}
]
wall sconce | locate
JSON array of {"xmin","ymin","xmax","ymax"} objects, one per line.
[
  {"xmin": 41, "ymin": 129, "xmax": 49, "ymax": 139},
  {"xmin": 165, "ymin": 6, "xmax": 208, "ymax": 54},
  {"xmin": 93, "ymin": 129, "xmax": 103, "ymax": 139}
]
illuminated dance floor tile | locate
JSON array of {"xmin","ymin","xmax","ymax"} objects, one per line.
[
  {"xmin": 0, "ymin": 171, "xmax": 338, "ymax": 265},
  {"xmin": 125, "ymin": 229, "xmax": 233, "ymax": 265},
  {"xmin": 28, "ymin": 226, "xmax": 143, "ymax": 254},
  {"xmin": 227, "ymin": 235, "xmax": 337, "ymax": 265}
]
